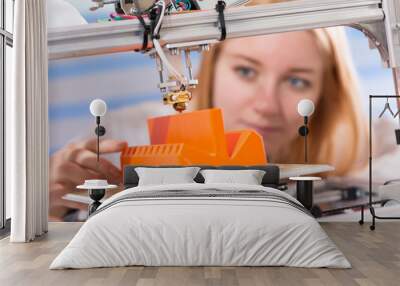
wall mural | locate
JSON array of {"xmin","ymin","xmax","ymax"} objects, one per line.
[{"xmin": 48, "ymin": 0, "xmax": 397, "ymax": 222}]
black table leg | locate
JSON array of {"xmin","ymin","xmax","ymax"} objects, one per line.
[
  {"xmin": 296, "ymin": 180, "xmax": 313, "ymax": 210},
  {"xmin": 359, "ymin": 205, "xmax": 364, "ymax": 225}
]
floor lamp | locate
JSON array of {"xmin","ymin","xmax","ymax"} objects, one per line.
[
  {"xmin": 293, "ymin": 99, "xmax": 319, "ymax": 217},
  {"xmin": 77, "ymin": 99, "xmax": 117, "ymax": 215}
]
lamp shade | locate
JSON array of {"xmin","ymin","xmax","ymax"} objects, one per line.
[
  {"xmin": 297, "ymin": 99, "xmax": 315, "ymax": 117},
  {"xmin": 90, "ymin": 99, "xmax": 107, "ymax": 117}
]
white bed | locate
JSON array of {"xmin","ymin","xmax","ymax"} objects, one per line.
[{"xmin": 50, "ymin": 183, "xmax": 350, "ymax": 269}]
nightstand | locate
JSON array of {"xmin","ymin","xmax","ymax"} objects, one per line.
[{"xmin": 77, "ymin": 180, "xmax": 117, "ymax": 215}]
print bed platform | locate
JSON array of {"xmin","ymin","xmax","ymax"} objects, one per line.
[{"xmin": 50, "ymin": 165, "xmax": 350, "ymax": 269}]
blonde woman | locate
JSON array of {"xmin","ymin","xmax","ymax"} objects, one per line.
[
  {"xmin": 193, "ymin": 1, "xmax": 368, "ymax": 177},
  {"xmin": 50, "ymin": 0, "xmax": 400, "ymax": 221}
]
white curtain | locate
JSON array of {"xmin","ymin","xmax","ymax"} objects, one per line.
[{"xmin": 8, "ymin": 0, "xmax": 49, "ymax": 242}]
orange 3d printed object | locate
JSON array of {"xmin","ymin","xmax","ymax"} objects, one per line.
[{"xmin": 120, "ymin": 108, "xmax": 267, "ymax": 167}]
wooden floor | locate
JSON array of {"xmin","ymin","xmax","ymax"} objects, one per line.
[{"xmin": 1, "ymin": 222, "xmax": 400, "ymax": 286}]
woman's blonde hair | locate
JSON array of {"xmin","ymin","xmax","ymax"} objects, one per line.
[{"xmin": 193, "ymin": 0, "xmax": 367, "ymax": 176}]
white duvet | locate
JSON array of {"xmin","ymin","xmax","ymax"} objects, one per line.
[{"xmin": 50, "ymin": 183, "xmax": 350, "ymax": 269}]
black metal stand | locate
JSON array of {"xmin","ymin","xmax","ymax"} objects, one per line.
[
  {"xmin": 290, "ymin": 177, "xmax": 323, "ymax": 217},
  {"xmin": 94, "ymin": 116, "xmax": 106, "ymax": 170},
  {"xmin": 88, "ymin": 188, "xmax": 106, "ymax": 215},
  {"xmin": 368, "ymin": 95, "xmax": 400, "ymax": 230},
  {"xmin": 296, "ymin": 180, "xmax": 313, "ymax": 210},
  {"xmin": 298, "ymin": 116, "xmax": 309, "ymax": 163}
]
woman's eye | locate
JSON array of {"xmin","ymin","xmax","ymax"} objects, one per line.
[
  {"xmin": 287, "ymin": 76, "xmax": 311, "ymax": 90},
  {"xmin": 234, "ymin": 66, "xmax": 257, "ymax": 80}
]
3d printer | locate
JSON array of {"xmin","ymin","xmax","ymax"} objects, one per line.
[
  {"xmin": 89, "ymin": 0, "xmax": 249, "ymax": 112},
  {"xmin": 49, "ymin": 0, "xmax": 400, "ymax": 113},
  {"xmin": 47, "ymin": 0, "xmax": 400, "ymax": 166}
]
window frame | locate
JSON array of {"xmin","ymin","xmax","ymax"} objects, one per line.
[{"xmin": 1, "ymin": 0, "xmax": 13, "ymax": 231}]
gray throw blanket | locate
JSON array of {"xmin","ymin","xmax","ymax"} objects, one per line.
[{"xmin": 91, "ymin": 189, "xmax": 310, "ymax": 218}]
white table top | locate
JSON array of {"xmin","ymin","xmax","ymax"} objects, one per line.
[
  {"xmin": 276, "ymin": 164, "xmax": 334, "ymax": 180},
  {"xmin": 289, "ymin": 176, "xmax": 322, "ymax": 181}
]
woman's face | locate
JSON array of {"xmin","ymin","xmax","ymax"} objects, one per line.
[{"xmin": 212, "ymin": 31, "xmax": 325, "ymax": 157}]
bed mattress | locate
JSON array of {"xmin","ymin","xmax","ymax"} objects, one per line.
[{"xmin": 50, "ymin": 183, "xmax": 351, "ymax": 269}]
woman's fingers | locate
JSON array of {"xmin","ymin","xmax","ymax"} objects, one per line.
[
  {"xmin": 49, "ymin": 138, "xmax": 126, "ymax": 198},
  {"xmin": 76, "ymin": 138, "xmax": 128, "ymax": 154},
  {"xmin": 72, "ymin": 138, "xmax": 126, "ymax": 182},
  {"xmin": 51, "ymin": 160, "xmax": 105, "ymax": 186},
  {"xmin": 49, "ymin": 182, "xmax": 72, "ymax": 206},
  {"xmin": 63, "ymin": 148, "xmax": 122, "ymax": 183},
  {"xmin": 49, "ymin": 138, "xmax": 127, "ymax": 221}
]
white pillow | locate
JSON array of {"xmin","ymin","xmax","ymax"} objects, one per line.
[
  {"xmin": 135, "ymin": 167, "xmax": 200, "ymax": 186},
  {"xmin": 200, "ymin": 169, "xmax": 266, "ymax": 185}
]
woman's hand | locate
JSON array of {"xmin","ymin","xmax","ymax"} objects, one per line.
[{"xmin": 49, "ymin": 138, "xmax": 128, "ymax": 220}]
